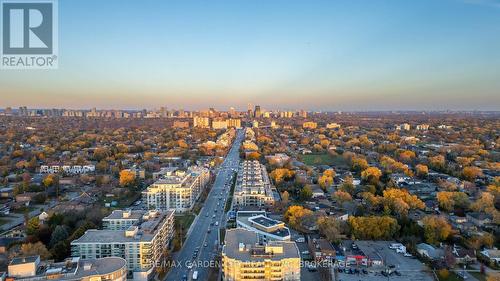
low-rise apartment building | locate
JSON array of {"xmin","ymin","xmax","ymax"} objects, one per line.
[
  {"xmin": 222, "ymin": 228, "xmax": 301, "ymax": 281},
  {"xmin": 70, "ymin": 210, "xmax": 174, "ymax": 281},
  {"xmin": 234, "ymin": 161, "xmax": 274, "ymax": 208},
  {"xmin": 7, "ymin": 255, "xmax": 127, "ymax": 281},
  {"xmin": 143, "ymin": 166, "xmax": 210, "ymax": 213}
]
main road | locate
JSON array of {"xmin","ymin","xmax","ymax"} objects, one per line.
[{"xmin": 165, "ymin": 129, "xmax": 244, "ymax": 281}]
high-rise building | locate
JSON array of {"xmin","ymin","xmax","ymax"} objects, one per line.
[
  {"xmin": 227, "ymin": 118, "xmax": 242, "ymax": 128},
  {"xmin": 233, "ymin": 161, "xmax": 274, "ymax": 207},
  {"xmin": 302, "ymin": 121, "xmax": 317, "ymax": 129},
  {"xmin": 143, "ymin": 166, "xmax": 210, "ymax": 213},
  {"xmin": 71, "ymin": 210, "xmax": 174, "ymax": 281},
  {"xmin": 212, "ymin": 119, "xmax": 228, "ymax": 130},
  {"xmin": 254, "ymin": 105, "xmax": 261, "ymax": 118},
  {"xmin": 193, "ymin": 116, "xmax": 210, "ymax": 128},
  {"xmin": 222, "ymin": 228, "xmax": 301, "ymax": 281}
]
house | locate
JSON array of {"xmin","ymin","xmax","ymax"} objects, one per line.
[
  {"xmin": 38, "ymin": 212, "xmax": 49, "ymax": 223},
  {"xmin": 466, "ymin": 212, "xmax": 492, "ymax": 227},
  {"xmin": 310, "ymin": 185, "xmax": 326, "ymax": 199},
  {"xmin": 480, "ymin": 249, "xmax": 500, "ymax": 265},
  {"xmin": 417, "ymin": 243, "xmax": 444, "ymax": 260},
  {"xmin": 453, "ymin": 245, "xmax": 476, "ymax": 264},
  {"xmin": 308, "ymin": 238, "xmax": 336, "ymax": 261}
]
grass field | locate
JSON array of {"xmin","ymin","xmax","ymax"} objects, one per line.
[
  {"xmin": 300, "ymin": 153, "xmax": 348, "ymax": 167},
  {"xmin": 175, "ymin": 213, "xmax": 196, "ymax": 233}
]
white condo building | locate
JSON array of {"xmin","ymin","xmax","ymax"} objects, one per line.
[
  {"xmin": 71, "ymin": 210, "xmax": 174, "ymax": 281},
  {"xmin": 143, "ymin": 166, "xmax": 210, "ymax": 213},
  {"xmin": 234, "ymin": 161, "xmax": 275, "ymax": 207}
]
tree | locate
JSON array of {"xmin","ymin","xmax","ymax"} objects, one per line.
[
  {"xmin": 119, "ymin": 170, "xmax": 135, "ymax": 187},
  {"xmin": 333, "ymin": 190, "xmax": 352, "ymax": 204},
  {"xmin": 348, "ymin": 216, "xmax": 399, "ymax": 240},
  {"xmin": 462, "ymin": 166, "xmax": 483, "ymax": 181},
  {"xmin": 50, "ymin": 225, "xmax": 69, "ymax": 247},
  {"xmin": 429, "ymin": 155, "xmax": 446, "ymax": 170},
  {"xmin": 246, "ymin": 151, "xmax": 261, "ymax": 160},
  {"xmin": 416, "ymin": 164, "xmax": 429, "ymax": 178},
  {"xmin": 284, "ymin": 206, "xmax": 313, "ymax": 230},
  {"xmin": 421, "ymin": 215, "xmax": 453, "ymax": 245},
  {"xmin": 270, "ymin": 168, "xmax": 295, "ymax": 185},
  {"xmin": 438, "ymin": 269, "xmax": 450, "ymax": 280},
  {"xmin": 436, "ymin": 191, "xmax": 470, "ymax": 212},
  {"xmin": 318, "ymin": 174, "xmax": 333, "ymax": 190},
  {"xmin": 300, "ymin": 185, "xmax": 313, "ymax": 200},
  {"xmin": 43, "ymin": 174, "xmax": 58, "ymax": 188},
  {"xmin": 281, "ymin": 191, "xmax": 290, "ymax": 206},
  {"xmin": 361, "ymin": 167, "xmax": 382, "ymax": 183},
  {"xmin": 471, "ymin": 192, "xmax": 496, "ymax": 213},
  {"xmin": 26, "ymin": 217, "xmax": 40, "ymax": 235},
  {"xmin": 19, "ymin": 242, "xmax": 50, "ymax": 260},
  {"xmin": 317, "ymin": 216, "xmax": 344, "ymax": 243}
]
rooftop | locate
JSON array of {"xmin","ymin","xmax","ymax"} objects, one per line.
[{"xmin": 222, "ymin": 228, "xmax": 299, "ymax": 261}]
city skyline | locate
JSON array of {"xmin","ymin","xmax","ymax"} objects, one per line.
[{"xmin": 1, "ymin": 0, "xmax": 500, "ymax": 110}]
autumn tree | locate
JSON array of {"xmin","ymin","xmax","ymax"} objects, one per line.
[
  {"xmin": 270, "ymin": 168, "xmax": 295, "ymax": 185},
  {"xmin": 421, "ymin": 215, "xmax": 453, "ymax": 245},
  {"xmin": 415, "ymin": 164, "xmax": 429, "ymax": 178},
  {"xmin": 462, "ymin": 166, "xmax": 483, "ymax": 181},
  {"xmin": 361, "ymin": 167, "xmax": 382, "ymax": 183},
  {"xmin": 349, "ymin": 216, "xmax": 399, "ymax": 240},
  {"xmin": 246, "ymin": 151, "xmax": 261, "ymax": 161},
  {"xmin": 436, "ymin": 191, "xmax": 470, "ymax": 212},
  {"xmin": 333, "ymin": 190, "xmax": 352, "ymax": 205},
  {"xmin": 43, "ymin": 174, "xmax": 58, "ymax": 188},
  {"xmin": 284, "ymin": 206, "xmax": 313, "ymax": 230},
  {"xmin": 317, "ymin": 216, "xmax": 345, "ymax": 243},
  {"xmin": 119, "ymin": 170, "xmax": 136, "ymax": 187},
  {"xmin": 19, "ymin": 242, "xmax": 50, "ymax": 260},
  {"xmin": 300, "ymin": 185, "xmax": 313, "ymax": 201},
  {"xmin": 429, "ymin": 155, "xmax": 446, "ymax": 170}
]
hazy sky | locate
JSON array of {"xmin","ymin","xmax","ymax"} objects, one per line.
[{"xmin": 1, "ymin": 0, "xmax": 500, "ymax": 111}]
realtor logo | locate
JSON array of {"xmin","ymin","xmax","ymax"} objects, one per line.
[{"xmin": 1, "ymin": 0, "xmax": 58, "ymax": 69}]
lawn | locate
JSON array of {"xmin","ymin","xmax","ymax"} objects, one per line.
[
  {"xmin": 300, "ymin": 153, "xmax": 348, "ymax": 167},
  {"xmin": 175, "ymin": 213, "xmax": 196, "ymax": 233}
]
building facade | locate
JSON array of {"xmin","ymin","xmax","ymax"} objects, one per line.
[
  {"xmin": 143, "ymin": 166, "xmax": 210, "ymax": 213},
  {"xmin": 222, "ymin": 228, "xmax": 300, "ymax": 281},
  {"xmin": 71, "ymin": 210, "xmax": 174, "ymax": 281},
  {"xmin": 234, "ymin": 161, "xmax": 274, "ymax": 208}
]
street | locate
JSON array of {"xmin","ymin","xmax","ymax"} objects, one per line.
[{"xmin": 165, "ymin": 129, "xmax": 244, "ymax": 281}]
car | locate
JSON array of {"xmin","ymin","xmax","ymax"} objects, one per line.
[
  {"xmin": 404, "ymin": 252, "xmax": 412, "ymax": 257},
  {"xmin": 207, "ymin": 228, "xmax": 211, "ymax": 233},
  {"xmin": 295, "ymin": 237, "xmax": 305, "ymax": 243},
  {"xmin": 205, "ymin": 213, "xmax": 209, "ymax": 217},
  {"xmin": 204, "ymin": 242, "xmax": 208, "ymax": 247}
]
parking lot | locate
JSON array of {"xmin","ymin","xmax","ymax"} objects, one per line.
[{"xmin": 336, "ymin": 241, "xmax": 434, "ymax": 281}]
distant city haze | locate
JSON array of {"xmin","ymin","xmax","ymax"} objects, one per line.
[{"xmin": 1, "ymin": 0, "xmax": 500, "ymax": 110}]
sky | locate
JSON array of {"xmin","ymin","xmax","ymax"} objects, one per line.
[{"xmin": 1, "ymin": 0, "xmax": 500, "ymax": 111}]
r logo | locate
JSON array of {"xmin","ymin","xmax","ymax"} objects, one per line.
[{"xmin": 2, "ymin": 2, "xmax": 53, "ymax": 54}]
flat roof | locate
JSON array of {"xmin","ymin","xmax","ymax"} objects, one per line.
[{"xmin": 223, "ymin": 228, "xmax": 299, "ymax": 261}]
